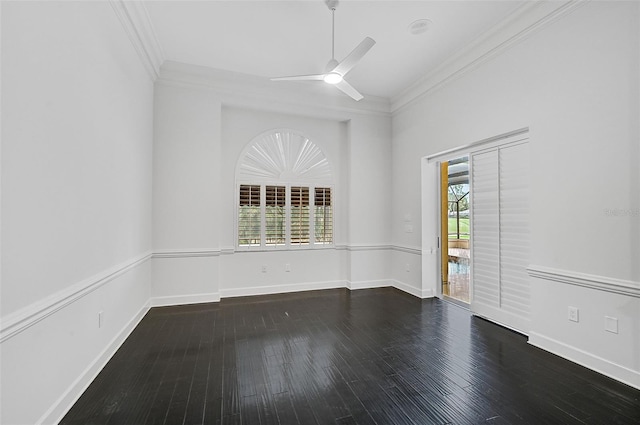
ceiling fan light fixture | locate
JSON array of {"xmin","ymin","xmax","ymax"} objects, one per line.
[{"xmin": 323, "ymin": 72, "xmax": 343, "ymax": 84}]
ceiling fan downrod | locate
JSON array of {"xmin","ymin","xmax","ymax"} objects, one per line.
[{"xmin": 326, "ymin": 0, "xmax": 340, "ymax": 60}]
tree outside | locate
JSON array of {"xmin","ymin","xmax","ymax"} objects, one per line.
[{"xmin": 448, "ymin": 183, "xmax": 469, "ymax": 240}]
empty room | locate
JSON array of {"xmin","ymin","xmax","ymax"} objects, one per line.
[{"xmin": 1, "ymin": 0, "xmax": 639, "ymax": 424}]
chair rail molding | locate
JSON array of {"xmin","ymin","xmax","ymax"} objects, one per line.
[
  {"xmin": 0, "ymin": 251, "xmax": 153, "ymax": 343},
  {"xmin": 392, "ymin": 245, "xmax": 421, "ymax": 255},
  {"xmin": 527, "ymin": 265, "xmax": 640, "ymax": 298},
  {"xmin": 152, "ymin": 249, "xmax": 223, "ymax": 259}
]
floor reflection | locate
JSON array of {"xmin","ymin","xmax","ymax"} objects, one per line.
[
  {"xmin": 60, "ymin": 288, "xmax": 640, "ymax": 425},
  {"xmin": 444, "ymin": 255, "xmax": 470, "ymax": 303}
]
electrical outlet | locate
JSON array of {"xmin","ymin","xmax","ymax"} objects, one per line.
[
  {"xmin": 261, "ymin": 265, "xmax": 267, "ymax": 273},
  {"xmin": 605, "ymin": 316, "xmax": 618, "ymax": 334},
  {"xmin": 285, "ymin": 263, "xmax": 291, "ymax": 272},
  {"xmin": 568, "ymin": 306, "xmax": 579, "ymax": 322},
  {"xmin": 405, "ymin": 263, "xmax": 410, "ymax": 272}
]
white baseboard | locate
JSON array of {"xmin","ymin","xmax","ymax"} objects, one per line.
[
  {"xmin": 472, "ymin": 303, "xmax": 530, "ymax": 335},
  {"xmin": 220, "ymin": 280, "xmax": 348, "ymax": 299},
  {"xmin": 529, "ymin": 331, "xmax": 640, "ymax": 390},
  {"xmin": 150, "ymin": 292, "xmax": 221, "ymax": 307},
  {"xmin": 349, "ymin": 279, "xmax": 391, "ymax": 290},
  {"xmin": 38, "ymin": 302, "xmax": 151, "ymax": 425},
  {"xmin": 218, "ymin": 280, "xmax": 434, "ymax": 299},
  {"xmin": 218, "ymin": 280, "xmax": 433, "ymax": 300},
  {"xmin": 391, "ymin": 279, "xmax": 434, "ymax": 298}
]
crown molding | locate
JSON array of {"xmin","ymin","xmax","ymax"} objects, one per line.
[
  {"xmin": 109, "ymin": 0, "xmax": 164, "ymax": 81},
  {"xmin": 157, "ymin": 61, "xmax": 391, "ymax": 119},
  {"xmin": 391, "ymin": 0, "xmax": 588, "ymax": 114}
]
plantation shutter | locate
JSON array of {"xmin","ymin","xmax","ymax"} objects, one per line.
[
  {"xmin": 314, "ymin": 187, "xmax": 333, "ymax": 244},
  {"xmin": 471, "ymin": 150, "xmax": 500, "ymax": 309},
  {"xmin": 238, "ymin": 185, "xmax": 261, "ymax": 246},
  {"xmin": 471, "ymin": 141, "xmax": 530, "ymax": 333},
  {"xmin": 499, "ymin": 142, "xmax": 530, "ymax": 326},
  {"xmin": 290, "ymin": 186, "xmax": 310, "ymax": 245},
  {"xmin": 265, "ymin": 185, "xmax": 286, "ymax": 246}
]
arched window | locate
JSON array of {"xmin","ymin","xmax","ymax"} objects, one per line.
[{"xmin": 236, "ymin": 130, "xmax": 334, "ymax": 249}]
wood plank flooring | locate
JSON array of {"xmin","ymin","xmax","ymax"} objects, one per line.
[{"xmin": 60, "ymin": 288, "xmax": 640, "ymax": 424}]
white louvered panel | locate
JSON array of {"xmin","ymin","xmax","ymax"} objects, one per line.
[
  {"xmin": 499, "ymin": 142, "xmax": 530, "ymax": 321},
  {"xmin": 265, "ymin": 185, "xmax": 286, "ymax": 247},
  {"xmin": 238, "ymin": 131, "xmax": 332, "ymax": 182},
  {"xmin": 471, "ymin": 150, "xmax": 500, "ymax": 308}
]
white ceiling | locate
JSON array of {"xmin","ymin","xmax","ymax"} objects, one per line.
[{"xmin": 145, "ymin": 0, "xmax": 528, "ymax": 100}]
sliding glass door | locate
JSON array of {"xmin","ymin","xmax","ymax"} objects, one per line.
[{"xmin": 441, "ymin": 156, "xmax": 470, "ymax": 304}]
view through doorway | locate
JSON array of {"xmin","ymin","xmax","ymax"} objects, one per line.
[{"xmin": 441, "ymin": 156, "xmax": 470, "ymax": 304}]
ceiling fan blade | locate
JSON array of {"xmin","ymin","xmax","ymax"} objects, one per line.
[
  {"xmin": 334, "ymin": 79, "xmax": 363, "ymax": 101},
  {"xmin": 271, "ymin": 74, "xmax": 325, "ymax": 82},
  {"xmin": 332, "ymin": 37, "xmax": 376, "ymax": 76}
]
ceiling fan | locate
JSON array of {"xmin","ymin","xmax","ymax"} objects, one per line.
[{"xmin": 271, "ymin": 0, "xmax": 375, "ymax": 101}]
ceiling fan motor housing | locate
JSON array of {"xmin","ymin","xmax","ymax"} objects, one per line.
[
  {"xmin": 324, "ymin": 58, "xmax": 339, "ymax": 73},
  {"xmin": 325, "ymin": 0, "xmax": 339, "ymax": 11}
]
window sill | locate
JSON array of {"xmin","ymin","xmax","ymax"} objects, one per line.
[{"xmin": 235, "ymin": 245, "xmax": 335, "ymax": 253}]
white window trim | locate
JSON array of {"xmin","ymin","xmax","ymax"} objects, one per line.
[{"xmin": 235, "ymin": 129, "xmax": 335, "ymax": 251}]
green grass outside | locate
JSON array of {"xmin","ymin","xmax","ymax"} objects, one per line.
[{"xmin": 448, "ymin": 217, "xmax": 470, "ymax": 239}]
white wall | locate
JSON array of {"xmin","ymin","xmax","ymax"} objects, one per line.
[
  {"xmin": 220, "ymin": 106, "xmax": 348, "ymax": 295},
  {"xmin": 1, "ymin": 2, "xmax": 154, "ymax": 424},
  {"xmin": 343, "ymin": 114, "xmax": 394, "ymax": 290},
  {"xmin": 392, "ymin": 1, "xmax": 639, "ymax": 387},
  {"xmin": 220, "ymin": 106, "xmax": 347, "ymax": 247},
  {"xmin": 152, "ymin": 83, "xmax": 222, "ymax": 305},
  {"xmin": 151, "ymin": 71, "xmax": 394, "ymax": 301},
  {"xmin": 7, "ymin": 2, "xmax": 636, "ymax": 423}
]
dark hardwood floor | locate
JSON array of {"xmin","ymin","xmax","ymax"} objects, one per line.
[{"xmin": 60, "ymin": 288, "xmax": 640, "ymax": 425}]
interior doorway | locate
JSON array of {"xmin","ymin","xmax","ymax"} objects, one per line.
[{"xmin": 440, "ymin": 156, "xmax": 470, "ymax": 304}]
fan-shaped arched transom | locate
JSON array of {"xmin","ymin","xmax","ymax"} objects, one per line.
[{"xmin": 237, "ymin": 130, "xmax": 332, "ymax": 183}]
